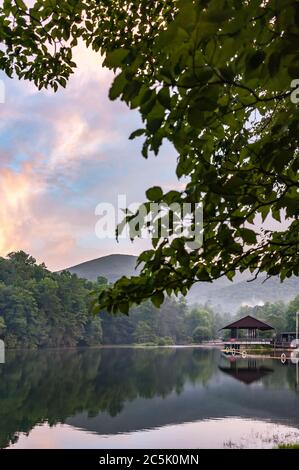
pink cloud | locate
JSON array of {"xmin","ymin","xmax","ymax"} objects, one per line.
[
  {"xmin": 0, "ymin": 45, "xmax": 124, "ymax": 265},
  {"xmin": 0, "ymin": 42, "xmax": 179, "ymax": 270}
]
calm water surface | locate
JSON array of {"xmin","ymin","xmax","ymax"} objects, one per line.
[{"xmin": 1, "ymin": 347, "xmax": 299, "ymax": 449}]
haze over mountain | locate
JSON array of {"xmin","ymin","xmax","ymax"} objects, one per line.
[
  {"xmin": 187, "ymin": 276, "xmax": 299, "ymax": 313},
  {"xmin": 65, "ymin": 254, "xmax": 299, "ymax": 313}
]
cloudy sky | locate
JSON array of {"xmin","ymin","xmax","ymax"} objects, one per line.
[{"xmin": 0, "ymin": 44, "xmax": 179, "ymax": 271}]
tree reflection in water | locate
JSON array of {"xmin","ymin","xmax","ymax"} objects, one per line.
[{"xmin": 0, "ymin": 347, "xmax": 299, "ymax": 448}]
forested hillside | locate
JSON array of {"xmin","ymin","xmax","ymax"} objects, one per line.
[
  {"xmin": 0, "ymin": 252, "xmax": 102, "ymax": 348},
  {"xmin": 0, "ymin": 252, "xmax": 222, "ymax": 348},
  {"xmin": 0, "ymin": 252, "xmax": 297, "ymax": 349}
]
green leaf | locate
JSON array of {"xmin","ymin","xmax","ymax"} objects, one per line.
[
  {"xmin": 239, "ymin": 228, "xmax": 257, "ymax": 244},
  {"xmin": 157, "ymin": 88, "xmax": 171, "ymax": 109},
  {"xmin": 15, "ymin": 0, "xmax": 27, "ymax": 10},
  {"xmin": 187, "ymin": 106, "xmax": 205, "ymax": 128},
  {"xmin": 123, "ymin": 80, "xmax": 143, "ymax": 102},
  {"xmin": 151, "ymin": 291, "xmax": 164, "ymax": 308},
  {"xmin": 85, "ymin": 21, "xmax": 93, "ymax": 32},
  {"xmin": 194, "ymin": 67, "xmax": 213, "ymax": 82},
  {"xmin": 268, "ymin": 52, "xmax": 281, "ymax": 76},
  {"xmin": 206, "ymin": 10, "xmax": 231, "ymax": 23},
  {"xmin": 104, "ymin": 49, "xmax": 130, "ymax": 68},
  {"xmin": 129, "ymin": 129, "xmax": 146, "ymax": 140},
  {"xmin": 137, "ymin": 250, "xmax": 154, "ymax": 263},
  {"xmin": 288, "ymin": 61, "xmax": 299, "ymax": 79},
  {"xmin": 146, "ymin": 186, "xmax": 163, "ymax": 201},
  {"xmin": 268, "ymin": 265, "xmax": 280, "ymax": 276},
  {"xmin": 196, "ymin": 267, "xmax": 211, "ymax": 281},
  {"xmin": 195, "ymin": 97, "xmax": 218, "ymax": 111},
  {"xmin": 109, "ymin": 73, "xmax": 127, "ymax": 100},
  {"xmin": 147, "ymin": 117, "xmax": 164, "ymax": 133},
  {"xmin": 219, "ymin": 65, "xmax": 235, "ymax": 81},
  {"xmin": 247, "ymin": 50, "xmax": 266, "ymax": 70},
  {"xmin": 119, "ymin": 302, "xmax": 129, "ymax": 315},
  {"xmin": 164, "ymin": 190, "xmax": 180, "ymax": 204}
]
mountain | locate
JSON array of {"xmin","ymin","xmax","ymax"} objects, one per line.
[
  {"xmin": 64, "ymin": 254, "xmax": 299, "ymax": 312},
  {"xmin": 187, "ymin": 275, "xmax": 299, "ymax": 313},
  {"xmin": 64, "ymin": 254, "xmax": 139, "ymax": 283}
]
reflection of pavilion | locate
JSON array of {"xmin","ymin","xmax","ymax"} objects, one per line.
[{"xmin": 219, "ymin": 357, "xmax": 274, "ymax": 385}]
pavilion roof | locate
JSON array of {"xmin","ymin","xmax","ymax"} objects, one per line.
[{"xmin": 221, "ymin": 315, "xmax": 274, "ymax": 331}]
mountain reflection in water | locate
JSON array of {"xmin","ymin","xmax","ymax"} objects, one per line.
[{"xmin": 0, "ymin": 347, "xmax": 299, "ymax": 448}]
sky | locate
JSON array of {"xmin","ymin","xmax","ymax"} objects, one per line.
[{"xmin": 0, "ymin": 44, "xmax": 180, "ymax": 271}]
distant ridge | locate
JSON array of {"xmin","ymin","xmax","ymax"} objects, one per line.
[
  {"xmin": 187, "ymin": 275, "xmax": 299, "ymax": 312},
  {"xmin": 64, "ymin": 253, "xmax": 299, "ymax": 312},
  {"xmin": 64, "ymin": 254, "xmax": 139, "ymax": 282}
]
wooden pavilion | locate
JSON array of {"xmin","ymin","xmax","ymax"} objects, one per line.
[{"xmin": 221, "ymin": 315, "xmax": 275, "ymax": 342}]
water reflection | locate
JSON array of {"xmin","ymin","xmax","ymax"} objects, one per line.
[
  {"xmin": 0, "ymin": 347, "xmax": 299, "ymax": 448},
  {"xmin": 219, "ymin": 357, "xmax": 274, "ymax": 384}
]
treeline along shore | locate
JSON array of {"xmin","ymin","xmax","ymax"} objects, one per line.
[{"xmin": 0, "ymin": 252, "xmax": 298, "ymax": 349}]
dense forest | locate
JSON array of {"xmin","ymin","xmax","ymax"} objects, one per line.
[
  {"xmin": 0, "ymin": 251, "xmax": 222, "ymax": 348},
  {"xmin": 0, "ymin": 252, "xmax": 298, "ymax": 349},
  {"xmin": 0, "ymin": 252, "xmax": 102, "ymax": 348},
  {"xmin": 236, "ymin": 300, "xmax": 299, "ymax": 335}
]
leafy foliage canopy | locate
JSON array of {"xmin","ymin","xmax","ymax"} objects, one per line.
[{"xmin": 0, "ymin": 0, "xmax": 298, "ymax": 312}]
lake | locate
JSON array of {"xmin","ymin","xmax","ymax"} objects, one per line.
[{"xmin": 1, "ymin": 347, "xmax": 299, "ymax": 449}]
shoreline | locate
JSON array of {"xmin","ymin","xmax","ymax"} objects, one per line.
[{"xmin": 2, "ymin": 343, "xmax": 225, "ymax": 352}]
